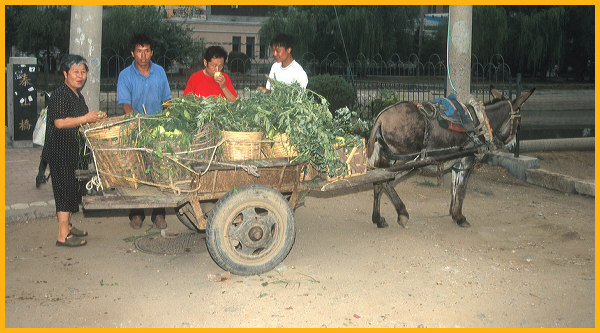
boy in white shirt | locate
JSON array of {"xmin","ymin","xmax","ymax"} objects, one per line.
[{"xmin": 258, "ymin": 33, "xmax": 308, "ymax": 93}]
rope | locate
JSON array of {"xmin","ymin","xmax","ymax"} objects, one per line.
[
  {"xmin": 334, "ymin": 6, "xmax": 353, "ymax": 79},
  {"xmin": 85, "ymin": 175, "xmax": 103, "ymax": 192}
]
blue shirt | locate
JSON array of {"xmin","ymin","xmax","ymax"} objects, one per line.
[{"xmin": 117, "ymin": 60, "xmax": 171, "ymax": 115}]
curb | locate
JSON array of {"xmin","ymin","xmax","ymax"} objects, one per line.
[
  {"xmin": 526, "ymin": 168, "xmax": 595, "ymax": 197},
  {"xmin": 5, "ymin": 200, "xmax": 56, "ymax": 224},
  {"xmin": 489, "ymin": 151, "xmax": 594, "ymax": 197}
]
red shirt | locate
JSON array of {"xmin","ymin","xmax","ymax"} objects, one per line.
[{"xmin": 183, "ymin": 70, "xmax": 237, "ymax": 99}]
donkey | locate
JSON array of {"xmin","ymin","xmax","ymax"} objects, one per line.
[{"xmin": 366, "ymin": 87, "xmax": 535, "ymax": 228}]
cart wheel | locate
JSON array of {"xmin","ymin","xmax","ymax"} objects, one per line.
[
  {"xmin": 176, "ymin": 202, "xmax": 201, "ymax": 232},
  {"xmin": 205, "ymin": 184, "xmax": 296, "ymax": 276}
]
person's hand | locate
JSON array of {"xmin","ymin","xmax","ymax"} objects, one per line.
[
  {"xmin": 86, "ymin": 111, "xmax": 106, "ymax": 123},
  {"xmin": 214, "ymin": 73, "xmax": 226, "ymax": 88},
  {"xmin": 257, "ymin": 87, "xmax": 268, "ymax": 93}
]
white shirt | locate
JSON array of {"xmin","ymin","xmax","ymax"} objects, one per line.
[{"xmin": 265, "ymin": 60, "xmax": 308, "ymax": 90}]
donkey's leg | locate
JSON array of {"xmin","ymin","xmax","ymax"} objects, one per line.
[
  {"xmin": 449, "ymin": 157, "xmax": 475, "ymax": 227},
  {"xmin": 372, "ymin": 183, "xmax": 388, "ymax": 228},
  {"xmin": 382, "ymin": 181, "xmax": 410, "ymax": 228}
]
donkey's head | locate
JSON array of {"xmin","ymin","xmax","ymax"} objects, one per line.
[{"xmin": 490, "ymin": 87, "xmax": 535, "ymax": 146}]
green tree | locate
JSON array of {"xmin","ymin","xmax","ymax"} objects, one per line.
[
  {"xmin": 472, "ymin": 6, "xmax": 508, "ymax": 64},
  {"xmin": 258, "ymin": 6, "xmax": 334, "ymax": 61},
  {"xmin": 102, "ymin": 6, "xmax": 203, "ymax": 72},
  {"xmin": 563, "ymin": 6, "xmax": 594, "ymax": 81},
  {"xmin": 12, "ymin": 6, "xmax": 70, "ymax": 90},
  {"xmin": 13, "ymin": 6, "xmax": 70, "ymax": 59},
  {"xmin": 504, "ymin": 6, "xmax": 565, "ymax": 79},
  {"xmin": 259, "ymin": 6, "xmax": 420, "ymax": 62},
  {"xmin": 5, "ymin": 6, "xmax": 24, "ymax": 64}
]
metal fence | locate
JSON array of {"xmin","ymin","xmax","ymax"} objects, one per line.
[{"xmin": 35, "ymin": 50, "xmax": 514, "ymax": 119}]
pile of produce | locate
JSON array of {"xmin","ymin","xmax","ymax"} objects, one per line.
[{"xmin": 136, "ymin": 79, "xmax": 368, "ymax": 179}]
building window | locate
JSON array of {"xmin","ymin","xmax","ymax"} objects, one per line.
[
  {"xmin": 246, "ymin": 37, "xmax": 255, "ymax": 59},
  {"xmin": 259, "ymin": 44, "xmax": 267, "ymax": 59},
  {"xmin": 232, "ymin": 36, "xmax": 241, "ymax": 53}
]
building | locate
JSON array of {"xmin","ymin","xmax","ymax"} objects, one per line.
[
  {"xmin": 164, "ymin": 5, "xmax": 289, "ymax": 60},
  {"xmin": 421, "ymin": 5, "xmax": 449, "ymax": 36}
]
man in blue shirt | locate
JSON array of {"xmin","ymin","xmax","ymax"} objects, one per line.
[{"xmin": 117, "ymin": 34, "xmax": 171, "ymax": 229}]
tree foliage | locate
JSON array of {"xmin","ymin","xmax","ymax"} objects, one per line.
[
  {"xmin": 508, "ymin": 6, "xmax": 566, "ymax": 77},
  {"xmin": 259, "ymin": 6, "xmax": 420, "ymax": 62},
  {"xmin": 562, "ymin": 6, "xmax": 594, "ymax": 80},
  {"xmin": 10, "ymin": 6, "xmax": 70, "ymax": 63},
  {"xmin": 101, "ymin": 6, "xmax": 203, "ymax": 70},
  {"xmin": 472, "ymin": 6, "xmax": 508, "ymax": 64}
]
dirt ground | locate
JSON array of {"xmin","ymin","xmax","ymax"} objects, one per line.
[{"xmin": 4, "ymin": 151, "xmax": 595, "ymax": 328}]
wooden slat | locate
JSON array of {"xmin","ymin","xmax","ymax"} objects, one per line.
[
  {"xmin": 82, "ymin": 195, "xmax": 183, "ymax": 210},
  {"xmin": 317, "ymin": 169, "xmax": 397, "ymax": 192}
]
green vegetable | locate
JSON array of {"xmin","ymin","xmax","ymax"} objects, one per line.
[{"xmin": 127, "ymin": 78, "xmax": 368, "ymax": 181}]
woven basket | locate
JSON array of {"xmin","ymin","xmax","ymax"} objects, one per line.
[
  {"xmin": 221, "ymin": 130, "xmax": 263, "ymax": 161},
  {"xmin": 299, "ymin": 163, "xmax": 319, "ymax": 182},
  {"xmin": 83, "ymin": 115, "xmax": 147, "ymax": 189},
  {"xmin": 145, "ymin": 123, "xmax": 218, "ymax": 190},
  {"xmin": 262, "ymin": 133, "xmax": 298, "ymax": 159}
]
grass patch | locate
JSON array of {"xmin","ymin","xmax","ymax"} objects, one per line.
[
  {"xmin": 473, "ymin": 187, "xmax": 493, "ymax": 196},
  {"xmin": 414, "ymin": 179, "xmax": 438, "ymax": 187}
]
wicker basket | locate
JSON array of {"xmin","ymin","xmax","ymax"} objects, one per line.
[
  {"xmin": 221, "ymin": 130, "xmax": 263, "ymax": 161},
  {"xmin": 299, "ymin": 163, "xmax": 319, "ymax": 182},
  {"xmin": 262, "ymin": 133, "xmax": 298, "ymax": 159},
  {"xmin": 326, "ymin": 138, "xmax": 367, "ymax": 181},
  {"xmin": 83, "ymin": 115, "xmax": 147, "ymax": 189},
  {"xmin": 144, "ymin": 123, "xmax": 218, "ymax": 191}
]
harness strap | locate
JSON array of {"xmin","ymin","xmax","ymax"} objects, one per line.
[
  {"xmin": 498, "ymin": 100, "xmax": 520, "ymax": 145},
  {"xmin": 466, "ymin": 95, "xmax": 493, "ymax": 144},
  {"xmin": 413, "ymin": 101, "xmax": 435, "ymax": 150}
]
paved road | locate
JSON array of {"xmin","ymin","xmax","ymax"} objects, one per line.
[{"xmin": 519, "ymin": 89, "xmax": 594, "ymax": 128}]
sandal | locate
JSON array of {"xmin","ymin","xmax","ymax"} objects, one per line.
[
  {"xmin": 69, "ymin": 223, "xmax": 88, "ymax": 237},
  {"xmin": 56, "ymin": 233, "xmax": 87, "ymax": 247}
]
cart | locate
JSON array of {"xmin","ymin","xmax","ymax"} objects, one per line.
[
  {"xmin": 81, "ymin": 157, "xmax": 320, "ymax": 276},
  {"xmin": 80, "ymin": 114, "xmax": 480, "ymax": 276}
]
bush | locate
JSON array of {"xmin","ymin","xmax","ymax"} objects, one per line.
[
  {"xmin": 307, "ymin": 74, "xmax": 357, "ymax": 112},
  {"xmin": 227, "ymin": 51, "xmax": 251, "ymax": 74},
  {"xmin": 369, "ymin": 90, "xmax": 400, "ymax": 118}
]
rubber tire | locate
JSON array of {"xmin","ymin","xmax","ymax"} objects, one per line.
[{"xmin": 205, "ymin": 184, "xmax": 296, "ymax": 276}]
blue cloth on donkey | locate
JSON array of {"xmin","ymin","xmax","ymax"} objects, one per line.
[{"xmin": 432, "ymin": 93, "xmax": 474, "ymax": 132}]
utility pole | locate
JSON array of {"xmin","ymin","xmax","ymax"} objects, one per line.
[
  {"xmin": 69, "ymin": 5, "xmax": 102, "ymax": 111},
  {"xmin": 446, "ymin": 5, "xmax": 472, "ymax": 100}
]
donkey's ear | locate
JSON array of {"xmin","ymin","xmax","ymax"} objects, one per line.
[
  {"xmin": 490, "ymin": 87, "xmax": 504, "ymax": 100},
  {"xmin": 513, "ymin": 88, "xmax": 536, "ymax": 109}
]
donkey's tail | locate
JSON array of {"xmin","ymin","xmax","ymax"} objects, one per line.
[{"xmin": 366, "ymin": 117, "xmax": 381, "ymax": 159}]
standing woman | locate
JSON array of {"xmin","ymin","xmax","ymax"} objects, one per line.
[{"xmin": 46, "ymin": 54, "xmax": 106, "ymax": 247}]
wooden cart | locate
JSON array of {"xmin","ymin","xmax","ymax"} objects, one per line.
[
  {"xmin": 82, "ymin": 157, "xmax": 315, "ymax": 276},
  {"xmin": 81, "ymin": 146, "xmax": 479, "ymax": 276}
]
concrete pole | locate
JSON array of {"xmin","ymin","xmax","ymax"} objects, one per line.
[
  {"xmin": 446, "ymin": 5, "xmax": 472, "ymax": 100},
  {"xmin": 69, "ymin": 5, "xmax": 102, "ymax": 111}
]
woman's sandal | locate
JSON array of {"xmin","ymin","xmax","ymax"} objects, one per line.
[
  {"xmin": 69, "ymin": 223, "xmax": 88, "ymax": 237},
  {"xmin": 56, "ymin": 233, "xmax": 87, "ymax": 247}
]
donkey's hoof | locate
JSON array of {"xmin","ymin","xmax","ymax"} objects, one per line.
[
  {"xmin": 456, "ymin": 219, "xmax": 471, "ymax": 228},
  {"xmin": 397, "ymin": 215, "xmax": 409, "ymax": 228},
  {"xmin": 376, "ymin": 218, "xmax": 388, "ymax": 228}
]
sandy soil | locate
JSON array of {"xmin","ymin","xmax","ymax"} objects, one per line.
[{"xmin": 4, "ymin": 151, "xmax": 595, "ymax": 328}]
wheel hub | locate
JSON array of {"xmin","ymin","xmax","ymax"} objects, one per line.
[
  {"xmin": 248, "ymin": 226, "xmax": 264, "ymax": 241},
  {"xmin": 229, "ymin": 207, "xmax": 276, "ymax": 253}
]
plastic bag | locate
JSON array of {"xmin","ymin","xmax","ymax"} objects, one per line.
[{"xmin": 32, "ymin": 107, "xmax": 47, "ymax": 146}]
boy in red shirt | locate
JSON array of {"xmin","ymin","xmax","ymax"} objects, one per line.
[{"xmin": 183, "ymin": 46, "xmax": 237, "ymax": 102}]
